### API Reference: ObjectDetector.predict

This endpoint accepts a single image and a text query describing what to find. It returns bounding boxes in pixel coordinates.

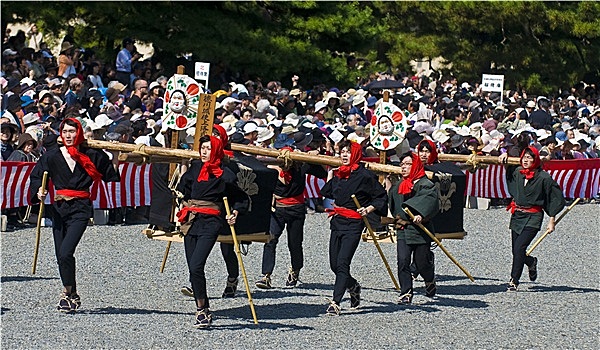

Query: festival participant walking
[388,152,440,304]
[255,132,327,289]
[320,140,387,315]
[175,135,249,327]
[499,147,565,291]
[30,118,120,312]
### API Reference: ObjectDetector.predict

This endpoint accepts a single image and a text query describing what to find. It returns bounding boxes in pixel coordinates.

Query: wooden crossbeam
[142,228,271,244]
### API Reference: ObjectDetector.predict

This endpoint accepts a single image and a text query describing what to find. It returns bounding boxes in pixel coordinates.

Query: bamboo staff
[223,197,258,325]
[88,139,521,174]
[32,171,48,274]
[403,207,475,282]
[352,195,400,290]
[526,198,580,256]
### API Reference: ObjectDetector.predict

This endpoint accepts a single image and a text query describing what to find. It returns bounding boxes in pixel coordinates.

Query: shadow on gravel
[82,307,189,315]
[207,320,314,331]
[250,286,326,300]
[222,302,325,320]
[1,276,59,283]
[437,283,507,296]
[1,307,10,315]
[435,274,503,283]
[527,285,600,293]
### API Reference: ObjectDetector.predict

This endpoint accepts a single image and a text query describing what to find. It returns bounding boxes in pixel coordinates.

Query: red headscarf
[519,146,541,180]
[398,152,426,194]
[60,118,102,181]
[197,136,224,182]
[418,139,438,165]
[335,142,362,179]
[212,124,233,158]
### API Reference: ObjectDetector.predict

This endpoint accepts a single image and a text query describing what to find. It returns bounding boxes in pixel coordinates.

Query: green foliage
[2,1,598,93]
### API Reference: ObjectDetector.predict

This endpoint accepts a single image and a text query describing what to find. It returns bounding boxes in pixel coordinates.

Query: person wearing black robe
[175,135,249,328]
[499,146,565,291]
[389,152,440,304]
[320,140,387,315]
[30,118,120,312]
[255,143,327,289]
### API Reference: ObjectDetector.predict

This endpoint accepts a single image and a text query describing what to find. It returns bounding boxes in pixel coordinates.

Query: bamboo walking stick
[526,198,580,256]
[351,195,400,290]
[223,197,258,325]
[403,207,475,282]
[32,171,48,274]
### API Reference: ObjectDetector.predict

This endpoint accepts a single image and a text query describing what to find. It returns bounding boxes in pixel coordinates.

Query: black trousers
[184,216,238,308]
[397,239,434,296]
[51,211,88,292]
[261,204,305,274]
[329,230,361,304]
[511,226,538,284]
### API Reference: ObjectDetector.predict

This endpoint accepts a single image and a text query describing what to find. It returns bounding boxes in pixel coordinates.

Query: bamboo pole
[86,139,521,173]
[526,198,580,256]
[32,171,48,274]
[223,197,259,325]
[438,153,520,165]
[403,207,475,282]
[351,195,400,290]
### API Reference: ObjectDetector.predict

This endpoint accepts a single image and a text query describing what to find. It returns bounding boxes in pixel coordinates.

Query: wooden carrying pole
[438,153,520,165]
[403,207,475,282]
[90,140,521,174]
[223,197,259,325]
[32,171,48,274]
[352,195,400,290]
[526,198,580,256]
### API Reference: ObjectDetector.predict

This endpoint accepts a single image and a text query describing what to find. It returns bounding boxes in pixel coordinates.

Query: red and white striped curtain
[466,159,600,199]
[1,162,152,209]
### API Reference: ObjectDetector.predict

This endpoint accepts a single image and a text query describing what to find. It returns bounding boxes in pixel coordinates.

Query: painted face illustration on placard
[378,115,394,135]
[169,90,186,113]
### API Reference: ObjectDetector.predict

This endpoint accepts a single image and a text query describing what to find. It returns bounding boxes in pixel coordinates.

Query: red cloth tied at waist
[55,189,91,201]
[176,207,221,223]
[506,201,543,215]
[275,193,305,206]
[325,206,362,219]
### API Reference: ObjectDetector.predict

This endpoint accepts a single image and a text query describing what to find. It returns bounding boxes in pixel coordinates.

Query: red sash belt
[176,207,221,223]
[275,193,305,206]
[325,206,362,219]
[506,201,543,214]
[55,189,91,200]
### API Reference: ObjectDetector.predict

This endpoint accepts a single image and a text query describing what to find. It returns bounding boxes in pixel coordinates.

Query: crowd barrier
[2,159,599,210]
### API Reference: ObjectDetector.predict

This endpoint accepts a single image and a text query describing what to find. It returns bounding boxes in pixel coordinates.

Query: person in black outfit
[30,118,120,313]
[255,140,327,289]
[528,97,552,130]
[175,135,249,328]
[320,140,388,315]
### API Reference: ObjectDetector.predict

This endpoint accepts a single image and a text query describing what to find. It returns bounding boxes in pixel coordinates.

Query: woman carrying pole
[320,140,388,315]
[388,151,440,304]
[499,147,565,291]
[30,117,120,312]
[175,134,249,327]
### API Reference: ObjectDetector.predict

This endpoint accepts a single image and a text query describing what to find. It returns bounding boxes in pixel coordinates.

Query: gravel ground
[1,204,599,349]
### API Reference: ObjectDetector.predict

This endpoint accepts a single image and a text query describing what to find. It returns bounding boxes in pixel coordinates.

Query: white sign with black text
[195,62,210,90]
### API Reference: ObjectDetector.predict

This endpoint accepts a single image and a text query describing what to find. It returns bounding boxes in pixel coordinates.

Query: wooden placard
[193,93,216,151]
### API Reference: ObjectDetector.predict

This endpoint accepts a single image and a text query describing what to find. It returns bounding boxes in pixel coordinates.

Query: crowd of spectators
[2,29,600,228]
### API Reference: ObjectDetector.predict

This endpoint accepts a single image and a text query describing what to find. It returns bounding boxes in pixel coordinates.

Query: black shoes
[425,281,437,298]
[507,279,518,292]
[255,274,272,289]
[181,286,194,297]
[528,257,538,282]
[326,301,341,316]
[285,268,300,287]
[398,292,413,305]
[57,292,78,313]
[194,308,213,328]
[348,283,361,308]
[222,278,238,298]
